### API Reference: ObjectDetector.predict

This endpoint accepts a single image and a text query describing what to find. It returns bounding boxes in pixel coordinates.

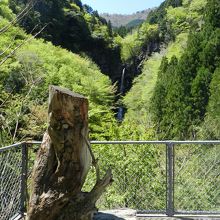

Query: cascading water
[117,68,126,121]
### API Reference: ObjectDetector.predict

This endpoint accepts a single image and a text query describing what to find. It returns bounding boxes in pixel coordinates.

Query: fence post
[166,142,174,217]
[20,143,28,214]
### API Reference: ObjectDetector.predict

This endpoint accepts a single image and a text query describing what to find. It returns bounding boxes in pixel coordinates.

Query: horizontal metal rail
[138,210,220,216]
[0,142,26,152]
[137,210,166,214]
[91,140,220,145]
[2,140,220,148]
[1,140,220,153]
[175,210,220,215]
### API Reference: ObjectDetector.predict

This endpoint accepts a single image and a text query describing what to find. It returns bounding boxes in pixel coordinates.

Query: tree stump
[27,86,113,220]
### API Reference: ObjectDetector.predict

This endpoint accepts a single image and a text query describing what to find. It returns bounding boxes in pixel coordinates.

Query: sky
[81,0,165,14]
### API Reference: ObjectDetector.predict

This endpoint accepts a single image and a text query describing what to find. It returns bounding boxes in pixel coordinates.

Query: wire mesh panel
[0,146,23,220]
[174,143,220,214]
[84,143,167,213]
[26,143,39,204]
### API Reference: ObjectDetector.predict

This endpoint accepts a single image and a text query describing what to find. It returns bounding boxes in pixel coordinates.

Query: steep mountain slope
[150,0,220,139]
[101,9,152,27]
[8,0,123,83]
[0,3,117,145]
[113,0,191,94]
[123,33,188,124]
[121,0,216,140]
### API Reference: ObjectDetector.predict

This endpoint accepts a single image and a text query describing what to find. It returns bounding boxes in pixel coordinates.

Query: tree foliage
[120,23,159,62]
[8,0,122,79]
[150,0,220,139]
[0,13,117,145]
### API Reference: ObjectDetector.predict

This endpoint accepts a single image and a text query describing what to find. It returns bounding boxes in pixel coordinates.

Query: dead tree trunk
[27,86,112,220]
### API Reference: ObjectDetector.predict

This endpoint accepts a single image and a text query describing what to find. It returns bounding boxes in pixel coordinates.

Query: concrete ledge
[94,210,220,220]
[94,209,136,220]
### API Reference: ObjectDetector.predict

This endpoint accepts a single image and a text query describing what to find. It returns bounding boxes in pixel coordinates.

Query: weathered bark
[27,86,113,220]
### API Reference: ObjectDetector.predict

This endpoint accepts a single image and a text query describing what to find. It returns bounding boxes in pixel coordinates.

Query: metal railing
[1,140,220,219]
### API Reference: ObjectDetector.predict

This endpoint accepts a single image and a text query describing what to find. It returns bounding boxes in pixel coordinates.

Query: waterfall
[120,68,126,95]
[117,68,126,121]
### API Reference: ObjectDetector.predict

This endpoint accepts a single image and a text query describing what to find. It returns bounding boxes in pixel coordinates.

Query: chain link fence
[84,142,167,212]
[84,141,220,216]
[0,142,38,220]
[174,143,220,214]
[0,144,25,220]
[1,141,220,219]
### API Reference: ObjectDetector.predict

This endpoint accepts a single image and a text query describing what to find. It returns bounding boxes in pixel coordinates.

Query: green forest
[1,0,220,214]
[2,0,220,144]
